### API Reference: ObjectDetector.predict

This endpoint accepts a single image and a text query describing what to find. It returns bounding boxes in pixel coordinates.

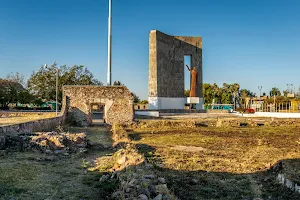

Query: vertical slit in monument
[184,55,192,109]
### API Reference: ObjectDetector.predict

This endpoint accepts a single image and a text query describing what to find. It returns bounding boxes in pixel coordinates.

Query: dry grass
[130,125,300,199]
[134,127,300,173]
[0,113,56,126]
[0,127,117,200]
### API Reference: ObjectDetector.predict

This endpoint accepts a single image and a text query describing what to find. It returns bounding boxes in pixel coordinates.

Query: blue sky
[1,0,300,100]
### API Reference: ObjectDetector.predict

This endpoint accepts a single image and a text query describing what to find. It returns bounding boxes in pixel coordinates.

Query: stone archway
[62,86,134,126]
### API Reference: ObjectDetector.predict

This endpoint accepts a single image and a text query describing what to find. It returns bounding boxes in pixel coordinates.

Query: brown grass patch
[130,125,300,199]
[0,113,56,126]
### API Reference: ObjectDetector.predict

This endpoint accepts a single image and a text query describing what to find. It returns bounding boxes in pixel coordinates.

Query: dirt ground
[130,125,300,200]
[1,122,300,200]
[0,127,116,200]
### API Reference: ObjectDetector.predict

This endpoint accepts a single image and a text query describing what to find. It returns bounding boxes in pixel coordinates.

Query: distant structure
[148,30,203,110]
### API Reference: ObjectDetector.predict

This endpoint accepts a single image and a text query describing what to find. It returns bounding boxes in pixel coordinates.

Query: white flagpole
[107,0,112,86]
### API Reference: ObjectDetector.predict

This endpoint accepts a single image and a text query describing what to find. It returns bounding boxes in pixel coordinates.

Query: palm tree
[269,87,281,97]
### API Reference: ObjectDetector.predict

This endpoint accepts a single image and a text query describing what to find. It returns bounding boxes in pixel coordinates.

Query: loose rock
[117,155,127,165]
[112,191,122,198]
[155,184,169,195]
[0,136,6,149]
[153,194,163,200]
[138,194,148,200]
[99,174,110,182]
[128,178,137,187]
[78,148,87,153]
[162,194,171,200]
[54,150,63,154]
[144,174,155,179]
[191,179,199,185]
[158,177,166,184]
[148,184,157,197]
[140,188,150,197]
[125,187,132,193]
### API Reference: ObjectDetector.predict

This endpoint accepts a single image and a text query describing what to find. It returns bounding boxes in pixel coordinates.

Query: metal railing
[251,102,300,113]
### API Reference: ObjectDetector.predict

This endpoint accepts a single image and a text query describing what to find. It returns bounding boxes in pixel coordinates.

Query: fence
[252,102,300,113]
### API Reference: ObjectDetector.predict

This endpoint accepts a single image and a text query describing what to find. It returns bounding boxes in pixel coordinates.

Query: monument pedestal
[148,97,203,110]
[187,97,203,110]
[187,97,200,104]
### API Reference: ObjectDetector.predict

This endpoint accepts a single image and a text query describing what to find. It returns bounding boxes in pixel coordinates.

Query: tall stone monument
[148,30,203,110]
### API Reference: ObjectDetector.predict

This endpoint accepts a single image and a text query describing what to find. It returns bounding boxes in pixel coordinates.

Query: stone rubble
[99,124,178,200]
[108,165,177,200]
[3,131,88,154]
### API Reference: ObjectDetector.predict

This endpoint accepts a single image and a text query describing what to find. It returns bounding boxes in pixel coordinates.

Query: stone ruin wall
[63,86,134,126]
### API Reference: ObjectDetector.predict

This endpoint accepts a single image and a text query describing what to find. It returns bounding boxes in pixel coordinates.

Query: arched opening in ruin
[90,103,105,125]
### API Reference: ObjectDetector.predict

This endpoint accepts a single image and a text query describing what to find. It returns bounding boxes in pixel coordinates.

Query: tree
[0,78,32,107]
[221,92,232,104]
[33,98,44,106]
[113,81,123,86]
[6,72,25,86]
[283,90,288,97]
[27,63,103,102]
[202,82,256,107]
[202,83,217,104]
[184,89,190,97]
[131,93,140,103]
[18,90,34,104]
[238,89,255,108]
[269,87,281,97]
[140,100,148,104]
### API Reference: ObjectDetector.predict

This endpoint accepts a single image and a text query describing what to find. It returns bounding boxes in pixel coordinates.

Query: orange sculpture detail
[186,65,198,97]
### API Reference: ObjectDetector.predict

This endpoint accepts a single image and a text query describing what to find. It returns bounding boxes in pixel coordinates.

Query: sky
[1,0,300,100]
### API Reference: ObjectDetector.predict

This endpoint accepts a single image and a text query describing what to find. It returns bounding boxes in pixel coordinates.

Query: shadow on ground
[1,125,300,200]
[129,131,300,200]
[0,126,119,200]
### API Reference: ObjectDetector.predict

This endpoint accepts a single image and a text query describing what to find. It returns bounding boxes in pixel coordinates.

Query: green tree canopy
[202,83,255,107]
[131,93,140,103]
[27,63,102,102]
[140,100,148,104]
[269,87,281,97]
[6,72,26,86]
[238,89,256,108]
[184,89,190,97]
[0,78,33,107]
[113,81,123,86]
